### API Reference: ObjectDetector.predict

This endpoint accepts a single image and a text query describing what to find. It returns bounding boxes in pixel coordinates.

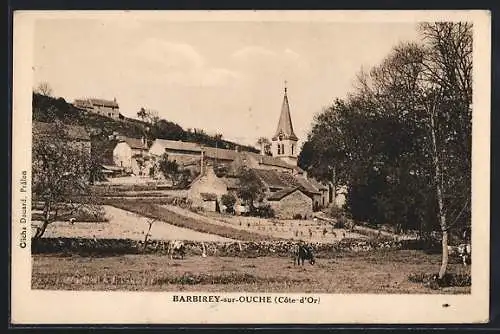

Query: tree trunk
[430,109,449,280]
[332,166,337,206]
[34,201,52,239]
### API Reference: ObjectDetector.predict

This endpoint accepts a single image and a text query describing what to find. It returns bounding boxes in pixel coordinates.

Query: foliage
[298,23,472,279]
[32,121,102,238]
[256,137,272,156]
[221,193,237,214]
[158,154,181,185]
[250,204,275,218]
[32,93,259,157]
[236,167,265,210]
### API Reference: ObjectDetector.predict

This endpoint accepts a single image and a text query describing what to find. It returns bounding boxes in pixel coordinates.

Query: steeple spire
[272,81,298,141]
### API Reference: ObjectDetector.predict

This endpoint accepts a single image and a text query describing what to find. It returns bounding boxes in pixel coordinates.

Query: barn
[267,187,313,219]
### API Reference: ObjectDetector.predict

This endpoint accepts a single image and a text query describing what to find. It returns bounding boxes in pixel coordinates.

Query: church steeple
[271,81,298,166]
[272,81,298,141]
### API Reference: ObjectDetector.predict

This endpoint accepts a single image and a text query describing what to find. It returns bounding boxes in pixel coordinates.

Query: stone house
[188,166,228,211]
[251,168,324,211]
[112,137,149,176]
[267,187,313,219]
[149,139,202,166]
[74,98,120,119]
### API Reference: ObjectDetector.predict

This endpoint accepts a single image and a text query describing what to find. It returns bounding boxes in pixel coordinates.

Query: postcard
[11,10,490,324]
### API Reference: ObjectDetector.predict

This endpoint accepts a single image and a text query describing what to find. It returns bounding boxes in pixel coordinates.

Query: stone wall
[32,237,425,257]
[269,190,313,219]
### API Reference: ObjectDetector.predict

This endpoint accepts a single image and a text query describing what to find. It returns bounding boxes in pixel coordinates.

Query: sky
[33,18,421,147]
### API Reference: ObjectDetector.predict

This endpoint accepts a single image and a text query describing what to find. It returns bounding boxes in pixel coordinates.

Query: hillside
[32,93,259,163]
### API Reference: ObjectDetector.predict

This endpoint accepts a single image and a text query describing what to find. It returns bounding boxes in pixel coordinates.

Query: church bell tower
[271,81,298,166]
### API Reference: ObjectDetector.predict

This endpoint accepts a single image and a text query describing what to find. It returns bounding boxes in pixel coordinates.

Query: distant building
[188,166,228,212]
[112,137,149,176]
[149,139,202,167]
[267,187,313,219]
[250,168,324,211]
[32,121,91,154]
[74,98,120,119]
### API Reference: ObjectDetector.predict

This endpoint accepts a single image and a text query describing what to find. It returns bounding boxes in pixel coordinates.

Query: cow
[457,243,471,266]
[168,240,186,260]
[294,243,316,266]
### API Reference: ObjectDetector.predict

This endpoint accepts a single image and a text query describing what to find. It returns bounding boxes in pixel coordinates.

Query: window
[277,144,281,155]
[291,144,294,155]
[281,144,285,154]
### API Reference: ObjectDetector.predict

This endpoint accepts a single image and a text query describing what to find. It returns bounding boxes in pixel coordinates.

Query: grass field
[106,200,274,241]
[38,206,233,242]
[32,250,470,294]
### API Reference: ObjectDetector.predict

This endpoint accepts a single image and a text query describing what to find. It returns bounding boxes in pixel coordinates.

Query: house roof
[267,187,304,201]
[246,152,298,170]
[279,173,321,194]
[33,121,90,141]
[252,169,289,189]
[120,137,148,150]
[89,98,119,108]
[308,178,328,190]
[200,192,218,201]
[251,168,321,195]
[202,147,239,161]
[152,139,202,153]
[73,99,93,109]
[101,164,124,171]
[272,89,298,141]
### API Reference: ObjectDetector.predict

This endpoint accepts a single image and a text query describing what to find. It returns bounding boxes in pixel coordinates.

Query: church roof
[272,88,298,141]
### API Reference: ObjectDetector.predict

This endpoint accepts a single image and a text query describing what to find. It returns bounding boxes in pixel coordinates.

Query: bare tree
[143,218,156,251]
[35,82,53,97]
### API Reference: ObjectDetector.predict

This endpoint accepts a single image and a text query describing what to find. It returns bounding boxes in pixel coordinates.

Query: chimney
[114,97,117,103]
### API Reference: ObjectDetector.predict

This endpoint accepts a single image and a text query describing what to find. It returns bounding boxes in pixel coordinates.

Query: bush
[250,204,275,218]
[293,213,303,220]
[328,206,343,219]
[408,272,471,289]
[221,194,236,214]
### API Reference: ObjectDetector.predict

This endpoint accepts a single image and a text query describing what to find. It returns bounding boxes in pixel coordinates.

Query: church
[188,83,333,218]
[271,83,300,166]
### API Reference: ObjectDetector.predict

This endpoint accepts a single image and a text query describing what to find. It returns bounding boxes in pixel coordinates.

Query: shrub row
[32,237,428,257]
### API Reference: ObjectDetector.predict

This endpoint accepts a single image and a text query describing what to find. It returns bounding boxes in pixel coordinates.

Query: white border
[11,10,491,324]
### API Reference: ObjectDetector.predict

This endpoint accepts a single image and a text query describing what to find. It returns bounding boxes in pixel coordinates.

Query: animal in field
[168,240,186,260]
[294,244,316,266]
[457,243,471,266]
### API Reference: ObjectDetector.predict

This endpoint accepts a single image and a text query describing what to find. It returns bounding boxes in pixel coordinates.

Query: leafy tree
[157,154,191,188]
[32,121,101,239]
[256,137,272,156]
[220,193,237,214]
[137,107,147,122]
[236,167,265,211]
[150,119,185,140]
[300,23,471,279]
[137,107,160,125]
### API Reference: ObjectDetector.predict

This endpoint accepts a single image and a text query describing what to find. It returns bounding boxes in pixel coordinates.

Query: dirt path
[40,206,234,242]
